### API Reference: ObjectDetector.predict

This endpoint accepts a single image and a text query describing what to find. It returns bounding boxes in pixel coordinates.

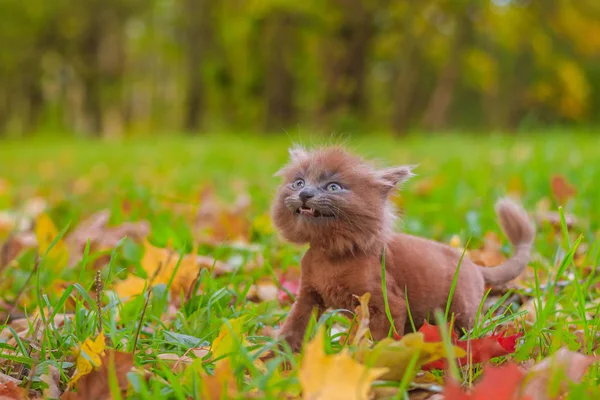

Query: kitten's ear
[274,146,308,177]
[288,146,308,162]
[376,165,416,192]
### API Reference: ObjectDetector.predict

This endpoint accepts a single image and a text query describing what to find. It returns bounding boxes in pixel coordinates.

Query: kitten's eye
[291,179,305,189]
[326,182,343,192]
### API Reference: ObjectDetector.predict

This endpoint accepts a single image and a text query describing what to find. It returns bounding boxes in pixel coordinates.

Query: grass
[1,132,600,398]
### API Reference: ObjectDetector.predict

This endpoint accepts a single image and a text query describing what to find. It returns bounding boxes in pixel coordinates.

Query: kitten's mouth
[296,206,330,218]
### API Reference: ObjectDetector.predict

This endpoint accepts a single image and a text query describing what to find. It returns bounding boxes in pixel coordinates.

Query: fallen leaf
[62,350,134,400]
[300,326,388,400]
[444,363,525,400]
[35,213,69,272]
[277,267,300,304]
[359,332,465,381]
[65,210,150,267]
[68,331,106,388]
[40,365,61,399]
[247,278,279,302]
[199,359,238,399]
[521,348,599,400]
[469,232,506,267]
[535,211,577,230]
[113,240,229,300]
[0,374,21,386]
[0,381,28,400]
[417,322,522,369]
[211,317,249,360]
[550,175,576,205]
[344,292,371,346]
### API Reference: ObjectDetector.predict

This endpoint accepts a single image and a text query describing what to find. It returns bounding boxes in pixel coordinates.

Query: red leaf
[277,278,299,304]
[409,322,522,370]
[444,363,526,400]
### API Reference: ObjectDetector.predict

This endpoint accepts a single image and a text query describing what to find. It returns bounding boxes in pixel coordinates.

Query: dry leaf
[358,332,465,381]
[40,366,61,399]
[0,374,21,386]
[113,240,229,300]
[550,175,576,205]
[0,381,28,400]
[65,210,150,267]
[470,232,506,267]
[68,331,106,388]
[62,350,134,400]
[521,348,599,400]
[35,213,69,272]
[211,317,249,360]
[345,292,371,346]
[444,363,525,400]
[299,326,388,400]
[198,359,238,399]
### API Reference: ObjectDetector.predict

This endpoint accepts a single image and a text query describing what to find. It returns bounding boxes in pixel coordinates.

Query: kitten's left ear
[376,165,416,192]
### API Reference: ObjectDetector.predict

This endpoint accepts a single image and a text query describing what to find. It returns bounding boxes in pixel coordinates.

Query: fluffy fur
[272,146,536,351]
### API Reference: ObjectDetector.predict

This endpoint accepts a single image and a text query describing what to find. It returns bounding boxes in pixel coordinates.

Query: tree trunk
[320,0,373,123]
[264,11,297,132]
[421,12,474,131]
[182,0,210,133]
[391,40,421,135]
[80,8,104,136]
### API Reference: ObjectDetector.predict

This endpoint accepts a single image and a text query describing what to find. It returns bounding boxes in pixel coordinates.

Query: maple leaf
[62,350,134,400]
[35,213,69,272]
[415,322,522,370]
[358,332,465,381]
[444,363,526,400]
[299,326,388,400]
[67,331,106,389]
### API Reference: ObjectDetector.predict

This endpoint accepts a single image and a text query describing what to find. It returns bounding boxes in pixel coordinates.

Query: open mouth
[296,206,321,217]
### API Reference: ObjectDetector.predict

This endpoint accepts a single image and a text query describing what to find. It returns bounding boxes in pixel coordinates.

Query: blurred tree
[0,0,598,136]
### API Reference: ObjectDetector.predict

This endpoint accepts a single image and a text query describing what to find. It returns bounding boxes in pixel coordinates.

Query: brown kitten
[271,146,535,351]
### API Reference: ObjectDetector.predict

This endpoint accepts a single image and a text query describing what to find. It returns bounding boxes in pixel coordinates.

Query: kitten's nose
[299,188,316,202]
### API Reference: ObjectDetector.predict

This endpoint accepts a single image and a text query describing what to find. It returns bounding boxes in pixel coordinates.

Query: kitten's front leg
[278,284,324,352]
[369,294,407,340]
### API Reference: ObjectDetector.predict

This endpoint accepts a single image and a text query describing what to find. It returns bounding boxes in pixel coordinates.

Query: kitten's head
[271,146,414,257]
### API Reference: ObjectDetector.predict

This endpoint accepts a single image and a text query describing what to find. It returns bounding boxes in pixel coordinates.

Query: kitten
[272,146,535,351]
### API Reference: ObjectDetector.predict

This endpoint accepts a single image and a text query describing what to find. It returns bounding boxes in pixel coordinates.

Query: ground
[0,132,599,399]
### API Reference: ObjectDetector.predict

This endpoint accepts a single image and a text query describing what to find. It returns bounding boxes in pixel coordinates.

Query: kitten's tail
[479,198,536,286]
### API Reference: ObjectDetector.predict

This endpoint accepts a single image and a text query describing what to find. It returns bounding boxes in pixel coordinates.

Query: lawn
[0,132,599,399]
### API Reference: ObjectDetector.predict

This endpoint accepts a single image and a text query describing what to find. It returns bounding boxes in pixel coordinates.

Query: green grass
[1,132,600,398]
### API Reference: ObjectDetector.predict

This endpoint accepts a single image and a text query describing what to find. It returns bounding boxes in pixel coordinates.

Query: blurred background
[1,0,599,137]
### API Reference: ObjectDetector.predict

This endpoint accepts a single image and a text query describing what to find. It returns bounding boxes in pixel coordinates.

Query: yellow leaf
[356,332,465,381]
[344,292,371,346]
[211,317,249,360]
[68,331,106,389]
[35,213,69,271]
[252,212,275,236]
[114,240,212,300]
[299,326,387,400]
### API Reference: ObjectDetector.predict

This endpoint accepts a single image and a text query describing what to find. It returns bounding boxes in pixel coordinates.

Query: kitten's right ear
[375,165,417,193]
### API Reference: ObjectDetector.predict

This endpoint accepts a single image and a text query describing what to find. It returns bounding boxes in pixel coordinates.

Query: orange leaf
[550,175,576,205]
